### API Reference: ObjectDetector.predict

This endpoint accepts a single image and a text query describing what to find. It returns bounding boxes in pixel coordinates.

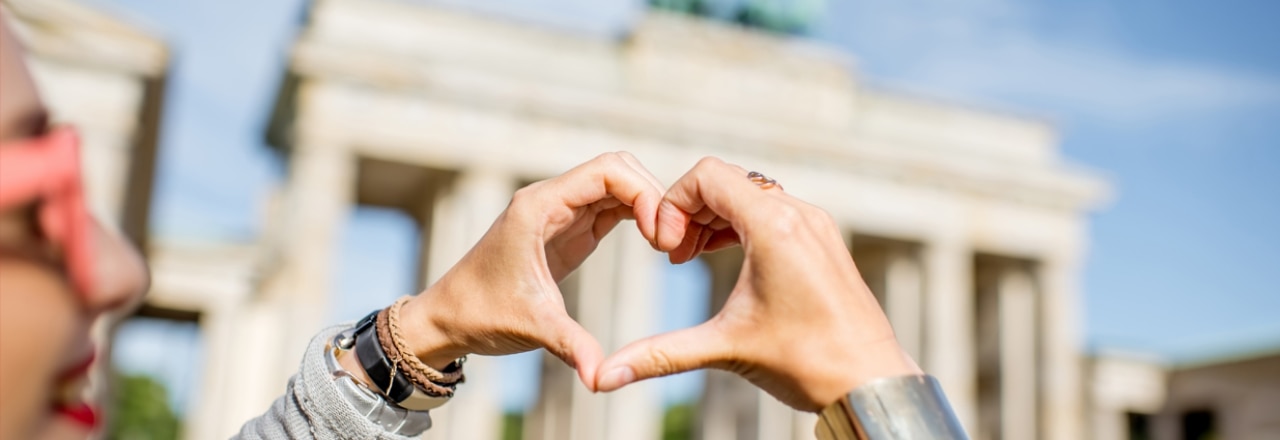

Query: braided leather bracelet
[375,298,465,397]
[388,296,465,384]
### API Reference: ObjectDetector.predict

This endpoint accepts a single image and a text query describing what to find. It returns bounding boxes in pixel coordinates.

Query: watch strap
[349,311,453,411]
[354,319,417,403]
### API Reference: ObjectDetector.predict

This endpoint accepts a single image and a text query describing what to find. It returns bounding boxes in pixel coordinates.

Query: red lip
[52,347,99,429]
[53,402,99,429]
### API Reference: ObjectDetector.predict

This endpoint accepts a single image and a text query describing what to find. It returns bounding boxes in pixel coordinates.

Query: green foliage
[501,412,525,440]
[650,0,713,16]
[734,0,825,35]
[648,0,826,35]
[108,373,181,440]
[662,403,696,440]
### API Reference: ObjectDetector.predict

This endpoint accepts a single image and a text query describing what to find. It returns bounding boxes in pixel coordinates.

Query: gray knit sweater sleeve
[234,325,430,440]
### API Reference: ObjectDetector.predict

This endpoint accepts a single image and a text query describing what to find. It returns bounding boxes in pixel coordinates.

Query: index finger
[656,157,777,252]
[539,152,664,242]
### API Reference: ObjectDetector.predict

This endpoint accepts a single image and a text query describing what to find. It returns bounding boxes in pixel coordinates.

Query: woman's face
[0,18,150,440]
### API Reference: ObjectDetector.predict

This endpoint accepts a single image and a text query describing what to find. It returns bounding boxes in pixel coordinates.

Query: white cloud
[901,39,1280,124]
[819,0,1280,124]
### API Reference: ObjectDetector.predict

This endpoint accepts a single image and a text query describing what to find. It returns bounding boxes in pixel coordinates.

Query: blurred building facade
[249,1,1108,439]
[1088,350,1280,440]
[8,0,1140,439]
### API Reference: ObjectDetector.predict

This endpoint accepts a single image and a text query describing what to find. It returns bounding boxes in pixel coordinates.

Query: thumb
[540,314,606,391]
[595,322,733,392]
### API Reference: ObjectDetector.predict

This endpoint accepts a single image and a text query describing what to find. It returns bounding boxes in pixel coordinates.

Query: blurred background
[4,0,1278,439]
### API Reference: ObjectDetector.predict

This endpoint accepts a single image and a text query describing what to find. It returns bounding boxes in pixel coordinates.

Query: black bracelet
[352,310,417,404]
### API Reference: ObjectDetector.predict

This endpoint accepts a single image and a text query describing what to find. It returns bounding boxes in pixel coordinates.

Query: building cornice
[268,0,1110,212]
[5,0,168,76]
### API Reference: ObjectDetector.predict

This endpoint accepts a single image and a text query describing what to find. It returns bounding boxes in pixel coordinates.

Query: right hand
[594,157,922,411]
[394,152,665,388]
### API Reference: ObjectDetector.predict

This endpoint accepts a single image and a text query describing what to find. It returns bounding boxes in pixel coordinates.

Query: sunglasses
[0,126,95,299]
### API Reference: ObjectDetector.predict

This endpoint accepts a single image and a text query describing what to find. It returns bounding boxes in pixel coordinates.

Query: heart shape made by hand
[400,154,917,412]
[591,157,919,412]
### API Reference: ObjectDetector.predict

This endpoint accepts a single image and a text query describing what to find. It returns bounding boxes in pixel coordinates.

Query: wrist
[844,337,921,386]
[400,282,468,370]
[818,336,922,408]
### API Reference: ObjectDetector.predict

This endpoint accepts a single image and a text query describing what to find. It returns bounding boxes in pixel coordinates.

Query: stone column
[524,348,578,440]
[852,240,924,367]
[758,394,820,440]
[923,238,976,434]
[567,230,661,440]
[698,249,758,440]
[792,412,819,440]
[196,301,284,439]
[757,395,796,440]
[569,235,619,440]
[198,140,354,435]
[998,266,1038,440]
[884,247,925,364]
[269,142,356,390]
[524,272,580,440]
[1039,256,1084,440]
[420,168,513,440]
[604,232,661,440]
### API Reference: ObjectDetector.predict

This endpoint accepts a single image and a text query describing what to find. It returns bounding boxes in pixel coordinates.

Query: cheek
[0,260,85,439]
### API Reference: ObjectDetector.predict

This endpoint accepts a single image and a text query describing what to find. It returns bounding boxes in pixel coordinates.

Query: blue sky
[811,0,1280,360]
[98,0,1279,412]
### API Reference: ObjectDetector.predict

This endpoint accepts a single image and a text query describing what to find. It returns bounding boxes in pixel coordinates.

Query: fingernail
[598,366,635,391]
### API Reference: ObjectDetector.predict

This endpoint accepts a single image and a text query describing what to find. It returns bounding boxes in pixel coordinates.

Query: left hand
[395,152,664,388]
[593,157,920,411]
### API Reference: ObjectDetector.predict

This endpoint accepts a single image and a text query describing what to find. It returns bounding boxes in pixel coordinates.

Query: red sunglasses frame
[0,126,95,299]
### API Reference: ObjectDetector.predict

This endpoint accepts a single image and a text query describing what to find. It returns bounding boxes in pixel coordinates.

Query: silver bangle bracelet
[325,330,434,436]
[816,375,969,440]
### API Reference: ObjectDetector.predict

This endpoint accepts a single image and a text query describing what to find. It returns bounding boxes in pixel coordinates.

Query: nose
[82,217,148,315]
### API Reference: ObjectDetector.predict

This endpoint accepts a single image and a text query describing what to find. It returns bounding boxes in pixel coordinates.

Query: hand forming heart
[397,154,919,412]
[592,157,921,411]
[397,151,663,387]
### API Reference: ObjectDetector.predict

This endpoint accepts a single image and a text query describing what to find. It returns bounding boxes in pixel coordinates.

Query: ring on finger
[747,171,781,190]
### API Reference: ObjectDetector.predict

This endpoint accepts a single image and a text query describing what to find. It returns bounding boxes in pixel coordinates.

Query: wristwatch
[341,310,453,411]
[815,375,969,440]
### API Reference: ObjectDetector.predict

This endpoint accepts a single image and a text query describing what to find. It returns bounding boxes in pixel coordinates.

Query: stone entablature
[277,0,1105,214]
[6,0,166,76]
